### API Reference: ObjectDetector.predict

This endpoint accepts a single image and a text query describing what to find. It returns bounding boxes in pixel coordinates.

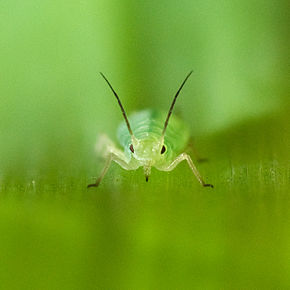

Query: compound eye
[161,145,166,154]
[129,144,134,153]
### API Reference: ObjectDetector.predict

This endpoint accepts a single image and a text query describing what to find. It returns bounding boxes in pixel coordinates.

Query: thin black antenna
[100,72,134,137]
[161,70,193,139]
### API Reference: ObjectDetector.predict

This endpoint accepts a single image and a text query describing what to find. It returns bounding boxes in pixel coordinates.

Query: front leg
[87,151,132,188]
[88,135,139,188]
[162,153,213,188]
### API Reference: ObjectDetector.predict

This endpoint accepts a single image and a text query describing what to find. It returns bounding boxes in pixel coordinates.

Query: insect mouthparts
[145,176,149,182]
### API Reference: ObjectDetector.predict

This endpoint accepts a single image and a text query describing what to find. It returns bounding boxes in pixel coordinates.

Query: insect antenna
[100,72,135,138]
[161,70,193,140]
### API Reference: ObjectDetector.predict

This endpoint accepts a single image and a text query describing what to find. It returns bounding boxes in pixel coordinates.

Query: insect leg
[88,153,113,188]
[88,149,137,188]
[163,153,213,188]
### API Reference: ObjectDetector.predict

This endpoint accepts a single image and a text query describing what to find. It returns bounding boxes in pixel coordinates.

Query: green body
[117,109,190,167]
[87,72,213,187]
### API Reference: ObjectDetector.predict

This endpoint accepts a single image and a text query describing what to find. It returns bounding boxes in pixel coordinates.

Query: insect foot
[203,183,214,188]
[87,177,101,188]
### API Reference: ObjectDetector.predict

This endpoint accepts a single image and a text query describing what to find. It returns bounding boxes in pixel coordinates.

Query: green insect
[88,71,213,188]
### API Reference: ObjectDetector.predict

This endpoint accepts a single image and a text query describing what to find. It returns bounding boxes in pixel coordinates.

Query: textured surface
[0,111,289,289]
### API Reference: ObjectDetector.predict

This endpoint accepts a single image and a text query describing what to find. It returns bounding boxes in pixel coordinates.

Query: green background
[0,0,289,289]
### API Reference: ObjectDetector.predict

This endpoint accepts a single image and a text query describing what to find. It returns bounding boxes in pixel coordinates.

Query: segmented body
[87,72,213,188]
[117,109,190,164]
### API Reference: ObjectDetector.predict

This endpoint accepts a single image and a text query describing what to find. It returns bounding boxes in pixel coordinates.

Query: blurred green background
[0,0,289,289]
